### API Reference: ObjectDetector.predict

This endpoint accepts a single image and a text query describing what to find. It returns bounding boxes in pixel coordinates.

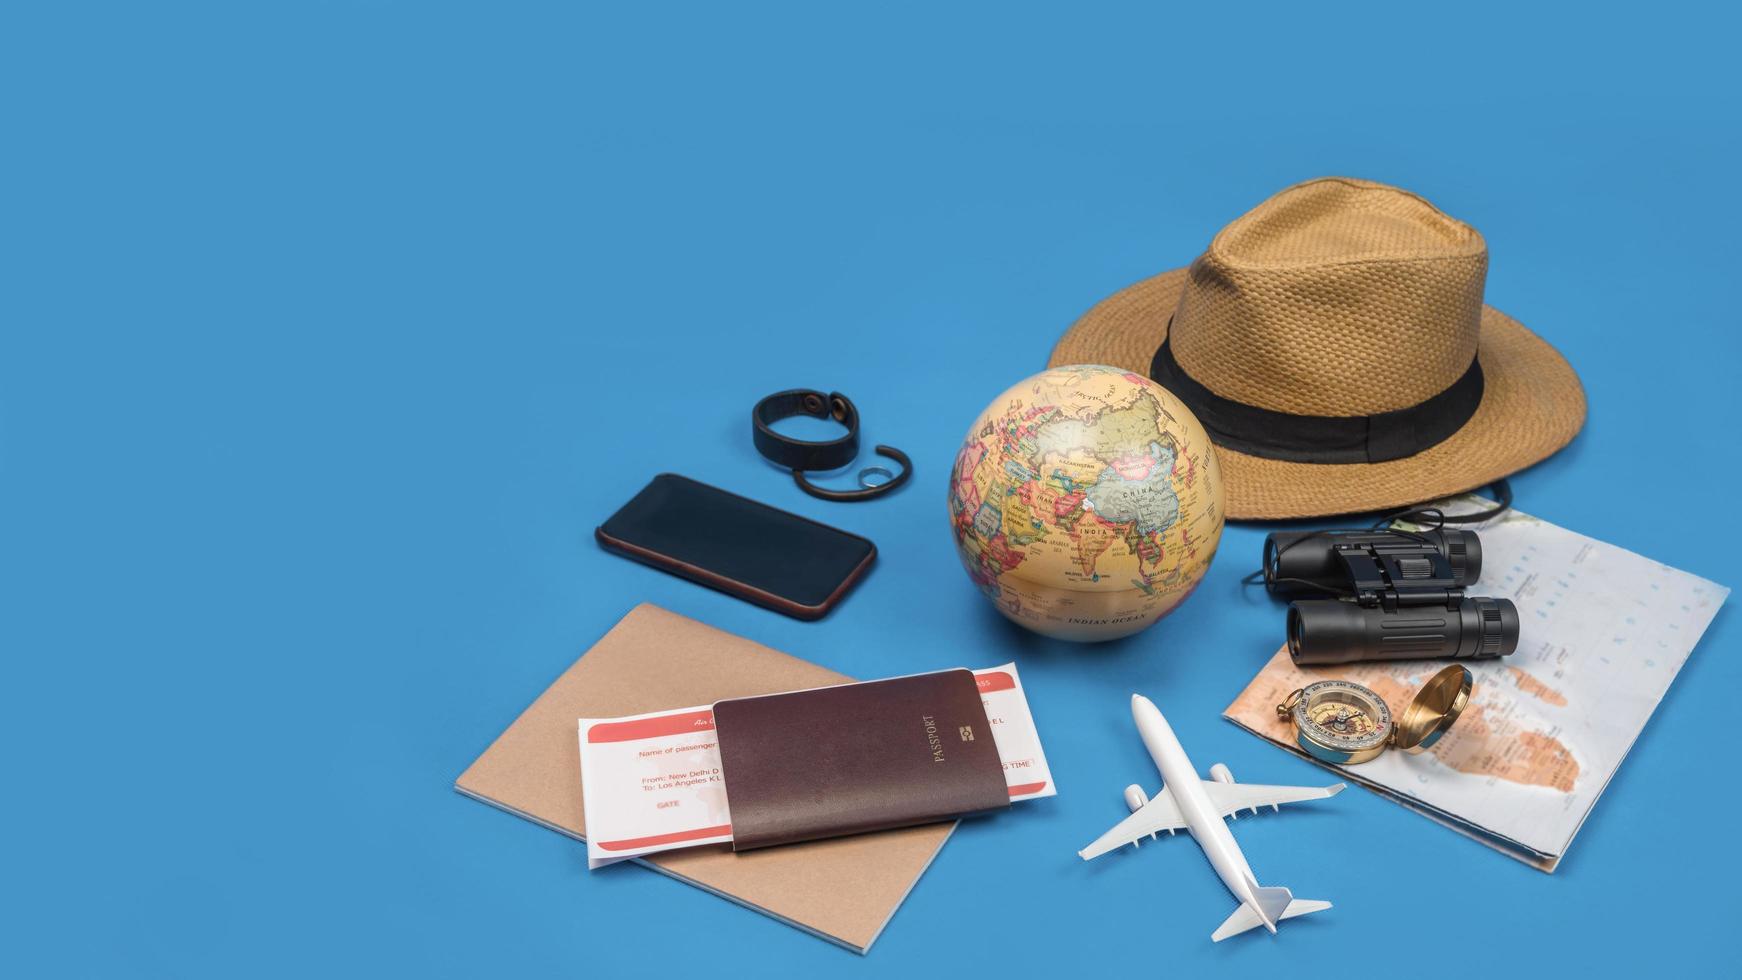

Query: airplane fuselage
[1081,695,1339,940]
[1133,695,1261,911]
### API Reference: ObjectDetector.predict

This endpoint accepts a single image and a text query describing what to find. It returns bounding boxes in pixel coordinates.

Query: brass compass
[1276,664,1473,765]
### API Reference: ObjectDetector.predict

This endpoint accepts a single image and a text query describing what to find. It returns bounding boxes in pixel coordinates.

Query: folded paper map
[1224,496,1727,871]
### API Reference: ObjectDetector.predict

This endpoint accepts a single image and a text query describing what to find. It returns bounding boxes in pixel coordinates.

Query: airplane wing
[1077,789,1187,860]
[1200,780,1344,819]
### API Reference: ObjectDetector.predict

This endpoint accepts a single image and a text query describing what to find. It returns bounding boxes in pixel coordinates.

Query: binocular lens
[1287,595,1520,666]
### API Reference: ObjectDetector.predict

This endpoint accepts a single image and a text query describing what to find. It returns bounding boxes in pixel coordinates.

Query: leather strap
[752,389,910,501]
[752,389,860,472]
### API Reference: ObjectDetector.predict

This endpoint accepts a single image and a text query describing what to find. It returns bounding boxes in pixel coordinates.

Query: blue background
[6,2,1737,975]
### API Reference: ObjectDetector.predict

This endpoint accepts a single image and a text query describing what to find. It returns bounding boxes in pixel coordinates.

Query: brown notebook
[453,603,957,953]
[715,670,1010,850]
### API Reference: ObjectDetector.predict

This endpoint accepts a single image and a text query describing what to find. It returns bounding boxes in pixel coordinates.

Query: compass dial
[1288,679,1392,764]
[1307,701,1377,738]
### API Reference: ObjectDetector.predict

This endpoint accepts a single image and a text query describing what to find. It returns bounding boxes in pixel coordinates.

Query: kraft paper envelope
[454,603,956,953]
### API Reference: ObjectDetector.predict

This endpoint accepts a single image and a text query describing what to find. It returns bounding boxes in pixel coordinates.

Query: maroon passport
[713,669,1010,851]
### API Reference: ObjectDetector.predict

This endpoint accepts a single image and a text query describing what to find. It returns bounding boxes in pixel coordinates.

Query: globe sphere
[948,365,1224,641]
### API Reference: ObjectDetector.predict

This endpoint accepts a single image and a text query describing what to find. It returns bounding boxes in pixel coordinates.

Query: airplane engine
[1209,763,1235,784]
[1122,784,1149,813]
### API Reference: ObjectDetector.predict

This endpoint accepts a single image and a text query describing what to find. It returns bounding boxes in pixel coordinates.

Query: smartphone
[596,474,877,620]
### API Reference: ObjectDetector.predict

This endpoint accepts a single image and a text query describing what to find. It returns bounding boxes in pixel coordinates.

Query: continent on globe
[948,365,1225,641]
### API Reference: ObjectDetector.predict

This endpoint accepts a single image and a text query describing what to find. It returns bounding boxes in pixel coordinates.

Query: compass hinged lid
[1392,664,1473,752]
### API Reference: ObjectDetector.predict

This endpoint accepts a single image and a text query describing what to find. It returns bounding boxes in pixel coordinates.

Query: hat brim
[1049,267,1587,520]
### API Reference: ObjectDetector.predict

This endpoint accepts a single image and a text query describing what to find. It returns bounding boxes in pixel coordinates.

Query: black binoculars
[1262,528,1520,666]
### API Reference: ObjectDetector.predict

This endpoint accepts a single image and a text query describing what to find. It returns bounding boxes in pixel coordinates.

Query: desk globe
[948,365,1224,641]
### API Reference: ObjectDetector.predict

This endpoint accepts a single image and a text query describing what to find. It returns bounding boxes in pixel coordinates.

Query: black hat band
[1149,333,1484,465]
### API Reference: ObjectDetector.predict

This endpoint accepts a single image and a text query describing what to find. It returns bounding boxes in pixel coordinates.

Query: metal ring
[858,466,895,489]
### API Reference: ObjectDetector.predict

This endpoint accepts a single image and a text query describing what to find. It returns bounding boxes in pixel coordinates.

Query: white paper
[577,705,734,869]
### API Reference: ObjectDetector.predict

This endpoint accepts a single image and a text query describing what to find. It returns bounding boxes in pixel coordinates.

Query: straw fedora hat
[1050,177,1585,520]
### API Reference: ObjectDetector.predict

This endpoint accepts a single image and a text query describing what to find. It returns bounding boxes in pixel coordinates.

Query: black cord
[1384,479,1513,527]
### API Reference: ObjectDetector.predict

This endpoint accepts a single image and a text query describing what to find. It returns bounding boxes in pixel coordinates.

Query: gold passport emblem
[959,725,975,742]
[923,715,946,762]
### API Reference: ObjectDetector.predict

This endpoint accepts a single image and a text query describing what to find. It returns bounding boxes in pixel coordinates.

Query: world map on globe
[948,366,1224,641]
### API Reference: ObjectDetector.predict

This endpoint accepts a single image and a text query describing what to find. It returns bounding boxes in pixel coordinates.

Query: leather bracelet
[751,389,911,502]
[753,389,860,472]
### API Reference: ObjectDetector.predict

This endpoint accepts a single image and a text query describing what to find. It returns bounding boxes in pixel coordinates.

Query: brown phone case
[712,669,1010,850]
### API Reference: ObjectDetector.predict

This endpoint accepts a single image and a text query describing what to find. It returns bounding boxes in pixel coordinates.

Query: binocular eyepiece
[1263,528,1520,666]
[1264,528,1484,596]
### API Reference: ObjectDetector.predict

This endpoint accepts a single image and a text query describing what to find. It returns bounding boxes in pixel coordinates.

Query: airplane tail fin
[1250,885,1293,929]
[1282,898,1332,919]
[1210,883,1331,942]
[1211,903,1264,942]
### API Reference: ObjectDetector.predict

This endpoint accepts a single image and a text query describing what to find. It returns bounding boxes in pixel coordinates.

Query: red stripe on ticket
[596,823,734,852]
[975,670,1016,693]
[1007,781,1047,797]
[587,710,716,743]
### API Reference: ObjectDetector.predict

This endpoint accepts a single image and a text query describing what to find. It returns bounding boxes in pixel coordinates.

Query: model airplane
[1078,694,1346,942]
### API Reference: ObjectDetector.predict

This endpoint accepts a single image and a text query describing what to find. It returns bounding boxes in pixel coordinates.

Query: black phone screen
[596,474,876,617]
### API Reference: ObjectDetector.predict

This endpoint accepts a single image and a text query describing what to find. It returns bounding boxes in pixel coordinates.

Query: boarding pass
[577,663,1054,868]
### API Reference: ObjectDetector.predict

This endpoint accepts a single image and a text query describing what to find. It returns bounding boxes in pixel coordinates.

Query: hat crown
[1170,177,1488,416]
